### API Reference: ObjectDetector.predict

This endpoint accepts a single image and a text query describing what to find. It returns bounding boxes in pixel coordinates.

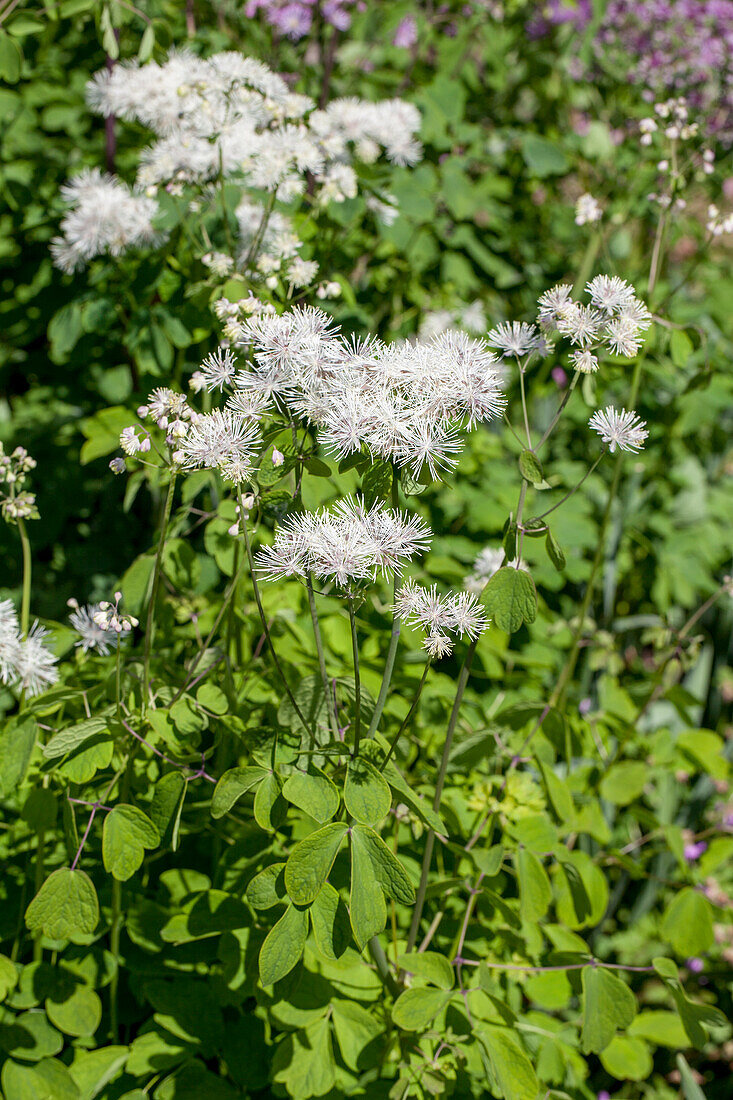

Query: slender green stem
[239,502,316,741]
[534,451,605,521]
[307,573,339,740]
[537,371,579,451]
[109,755,132,1041]
[518,366,532,449]
[348,599,361,757]
[367,935,399,997]
[142,474,177,714]
[572,229,602,299]
[367,468,402,738]
[115,644,122,721]
[16,517,32,636]
[406,637,478,953]
[380,659,432,771]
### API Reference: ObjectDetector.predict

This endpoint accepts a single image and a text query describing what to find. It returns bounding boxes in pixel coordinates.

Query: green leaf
[397,952,454,990]
[138,22,155,62]
[161,538,200,590]
[599,761,648,805]
[43,715,109,760]
[0,31,22,83]
[344,757,391,826]
[0,954,18,1001]
[349,829,386,948]
[254,771,287,831]
[246,863,287,910]
[331,1000,382,1071]
[629,1010,688,1048]
[477,1025,540,1100]
[362,461,393,509]
[150,770,187,850]
[537,759,574,823]
[211,766,266,818]
[581,966,636,1053]
[661,888,714,957]
[520,134,569,177]
[482,566,537,633]
[67,1046,128,1100]
[676,1054,708,1100]
[195,683,228,715]
[284,822,348,905]
[600,1035,653,1081]
[119,553,155,617]
[25,868,99,941]
[309,883,351,961]
[517,848,552,922]
[518,450,544,486]
[272,1014,336,1097]
[282,768,340,824]
[46,987,102,1037]
[102,805,160,881]
[670,329,693,368]
[352,824,415,904]
[392,987,452,1031]
[379,754,447,834]
[0,714,37,797]
[259,903,308,986]
[545,529,566,572]
[0,1011,63,1063]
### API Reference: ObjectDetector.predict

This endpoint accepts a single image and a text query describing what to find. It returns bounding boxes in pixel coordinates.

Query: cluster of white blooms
[394,579,488,658]
[220,305,505,480]
[236,199,318,288]
[588,406,648,453]
[173,409,262,484]
[51,169,161,273]
[67,599,121,655]
[639,98,699,147]
[575,193,603,226]
[0,443,38,524]
[489,274,651,371]
[92,592,139,635]
[0,600,59,697]
[464,547,525,595]
[256,498,431,587]
[113,387,201,472]
[55,51,420,274]
[418,301,487,340]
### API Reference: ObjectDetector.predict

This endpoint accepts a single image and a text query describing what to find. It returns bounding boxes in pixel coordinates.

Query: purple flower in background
[684,840,708,862]
[552,366,568,388]
[686,957,705,973]
[393,14,418,49]
[598,1092,611,1100]
[530,0,733,142]
[528,0,593,39]
[246,0,357,40]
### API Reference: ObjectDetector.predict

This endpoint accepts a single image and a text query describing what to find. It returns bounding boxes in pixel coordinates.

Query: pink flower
[393,14,418,48]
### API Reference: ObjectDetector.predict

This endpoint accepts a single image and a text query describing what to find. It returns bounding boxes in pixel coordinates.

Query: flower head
[589,406,648,453]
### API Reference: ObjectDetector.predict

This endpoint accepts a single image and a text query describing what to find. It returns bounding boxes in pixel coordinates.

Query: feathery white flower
[586,275,636,314]
[604,316,644,358]
[575,193,602,226]
[256,499,431,588]
[395,579,487,656]
[589,406,648,453]
[487,321,540,359]
[537,284,573,325]
[15,623,59,697]
[68,600,120,655]
[556,304,603,348]
[0,600,21,684]
[176,409,261,483]
[200,347,238,392]
[570,349,599,374]
[51,169,161,272]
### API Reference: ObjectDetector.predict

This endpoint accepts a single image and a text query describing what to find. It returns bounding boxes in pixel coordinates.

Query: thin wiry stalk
[142,473,177,714]
[367,468,402,738]
[406,637,478,952]
[348,599,361,757]
[307,573,339,740]
[239,499,316,743]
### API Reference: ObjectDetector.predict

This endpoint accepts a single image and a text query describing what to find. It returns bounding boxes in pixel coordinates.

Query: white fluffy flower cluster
[418,301,487,340]
[219,305,504,481]
[488,275,651,371]
[86,51,421,193]
[588,406,648,453]
[236,199,318,289]
[51,169,161,273]
[0,600,59,697]
[67,600,121,656]
[114,387,201,472]
[0,443,38,524]
[575,193,603,226]
[256,498,431,587]
[394,579,488,658]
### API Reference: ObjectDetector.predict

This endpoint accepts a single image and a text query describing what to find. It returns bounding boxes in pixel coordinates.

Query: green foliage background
[0,2,732,1099]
